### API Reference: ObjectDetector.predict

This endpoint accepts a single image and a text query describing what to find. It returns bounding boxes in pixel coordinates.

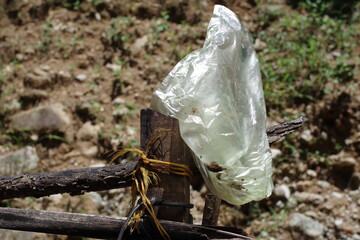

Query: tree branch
[0,117,307,201]
[0,207,253,240]
[0,162,137,200]
[267,116,307,144]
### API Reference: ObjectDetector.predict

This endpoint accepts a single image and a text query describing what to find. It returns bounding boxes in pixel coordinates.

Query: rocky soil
[0,0,359,240]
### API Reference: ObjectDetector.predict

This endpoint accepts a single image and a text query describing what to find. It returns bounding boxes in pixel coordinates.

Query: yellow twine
[109,129,192,240]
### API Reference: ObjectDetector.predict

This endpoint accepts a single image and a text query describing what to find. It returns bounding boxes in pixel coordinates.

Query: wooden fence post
[140,108,193,223]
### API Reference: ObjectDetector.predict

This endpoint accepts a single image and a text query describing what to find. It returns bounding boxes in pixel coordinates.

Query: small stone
[289,213,324,238]
[288,197,298,208]
[10,103,71,133]
[274,184,291,199]
[348,190,360,202]
[40,65,50,71]
[0,98,21,114]
[87,192,104,209]
[0,146,39,176]
[331,191,344,199]
[16,53,25,61]
[112,97,126,105]
[296,180,312,191]
[24,46,35,54]
[270,148,282,159]
[33,67,49,76]
[276,200,285,208]
[132,35,148,55]
[254,38,267,51]
[106,63,122,72]
[317,180,330,189]
[95,12,101,21]
[334,218,343,228]
[352,234,360,240]
[48,193,63,204]
[113,106,129,116]
[24,73,51,88]
[55,70,72,83]
[332,51,341,57]
[307,169,317,178]
[294,192,325,205]
[76,74,87,81]
[20,89,48,100]
[341,225,354,233]
[304,211,318,219]
[77,141,98,158]
[30,134,39,141]
[76,122,100,143]
[301,129,313,142]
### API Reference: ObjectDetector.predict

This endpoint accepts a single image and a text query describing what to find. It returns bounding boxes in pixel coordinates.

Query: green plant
[83,98,102,111]
[64,0,82,10]
[258,11,357,110]
[36,19,53,53]
[297,0,359,20]
[148,11,170,40]
[104,17,135,49]
[173,44,192,61]
[5,129,32,145]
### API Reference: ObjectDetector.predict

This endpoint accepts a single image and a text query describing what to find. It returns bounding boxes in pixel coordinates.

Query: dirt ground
[0,0,359,240]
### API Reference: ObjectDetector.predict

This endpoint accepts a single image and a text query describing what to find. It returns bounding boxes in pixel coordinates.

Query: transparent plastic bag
[151,5,273,205]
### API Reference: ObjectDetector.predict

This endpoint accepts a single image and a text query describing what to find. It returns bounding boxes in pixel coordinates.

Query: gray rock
[348,190,360,202]
[274,184,291,199]
[33,66,49,76]
[289,213,324,238]
[0,98,21,114]
[54,70,72,83]
[77,141,98,158]
[106,63,121,72]
[24,67,52,88]
[317,180,330,189]
[294,192,325,205]
[270,148,282,159]
[87,192,104,209]
[0,229,36,240]
[301,129,313,142]
[352,234,360,240]
[76,122,100,142]
[0,146,39,176]
[10,103,71,133]
[254,38,267,51]
[132,35,148,55]
[20,89,48,100]
[76,74,87,81]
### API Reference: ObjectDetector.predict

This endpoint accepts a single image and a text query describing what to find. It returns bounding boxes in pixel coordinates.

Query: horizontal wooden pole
[0,207,253,240]
[0,116,307,201]
[0,162,137,200]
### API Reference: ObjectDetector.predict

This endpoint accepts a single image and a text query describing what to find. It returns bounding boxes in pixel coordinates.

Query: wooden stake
[202,194,222,226]
[140,108,193,223]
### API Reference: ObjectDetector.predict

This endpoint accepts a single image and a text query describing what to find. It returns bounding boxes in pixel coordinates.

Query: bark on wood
[266,116,307,144]
[202,194,222,226]
[141,108,192,223]
[0,116,307,201]
[0,207,253,240]
[0,162,137,200]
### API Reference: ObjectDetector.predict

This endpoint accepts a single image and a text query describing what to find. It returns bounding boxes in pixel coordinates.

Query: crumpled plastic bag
[151,5,273,205]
